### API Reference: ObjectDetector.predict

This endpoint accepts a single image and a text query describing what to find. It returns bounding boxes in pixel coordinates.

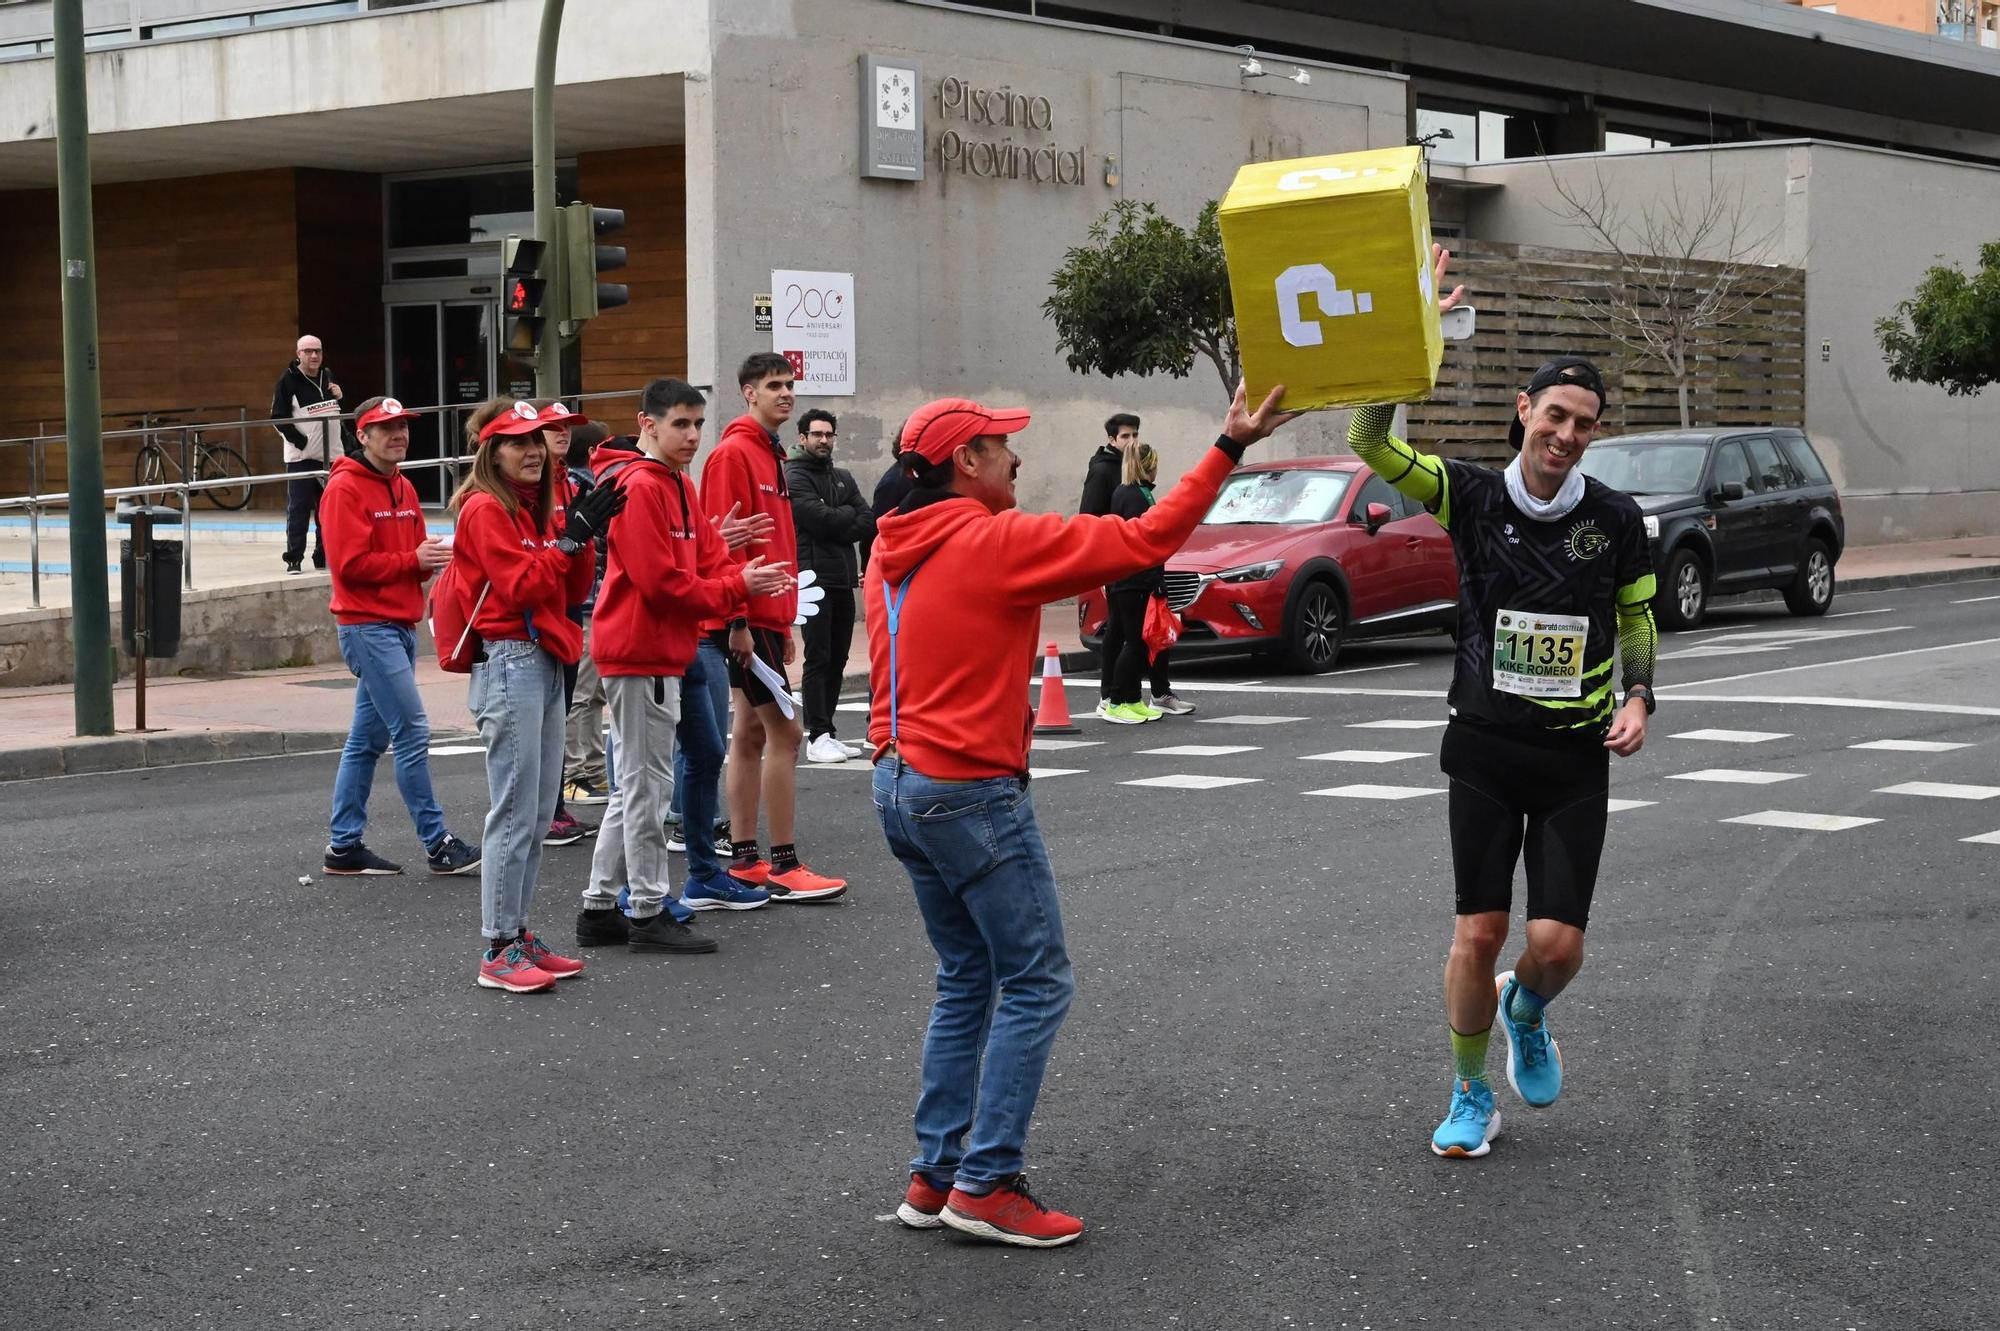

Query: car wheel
[1282,580,1344,673]
[1783,538,1835,617]
[1657,547,1709,630]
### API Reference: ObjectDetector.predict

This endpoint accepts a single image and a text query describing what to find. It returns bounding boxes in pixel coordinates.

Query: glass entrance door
[385,299,498,503]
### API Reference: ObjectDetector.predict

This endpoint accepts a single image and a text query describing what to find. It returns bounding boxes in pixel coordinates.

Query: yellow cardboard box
[1218,145,1442,412]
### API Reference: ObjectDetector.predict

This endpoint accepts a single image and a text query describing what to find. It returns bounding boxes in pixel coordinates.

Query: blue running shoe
[682,873,771,911]
[616,885,695,924]
[1496,970,1563,1108]
[1430,1079,1502,1158]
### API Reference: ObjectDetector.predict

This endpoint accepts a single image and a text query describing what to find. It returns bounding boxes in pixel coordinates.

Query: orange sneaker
[727,858,772,888]
[765,864,848,902]
[895,1173,951,1229]
[940,1175,1083,1248]
[518,930,585,979]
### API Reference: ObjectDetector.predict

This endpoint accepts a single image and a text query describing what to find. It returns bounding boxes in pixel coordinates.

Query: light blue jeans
[330,622,446,852]
[469,639,565,941]
[872,758,1076,1190]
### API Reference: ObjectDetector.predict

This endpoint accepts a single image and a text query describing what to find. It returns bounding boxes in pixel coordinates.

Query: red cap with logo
[478,399,548,443]
[355,397,419,431]
[538,401,590,430]
[899,398,1032,465]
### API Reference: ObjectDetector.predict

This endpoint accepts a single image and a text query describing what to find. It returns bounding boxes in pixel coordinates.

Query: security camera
[1240,57,1265,78]
[1290,67,1311,85]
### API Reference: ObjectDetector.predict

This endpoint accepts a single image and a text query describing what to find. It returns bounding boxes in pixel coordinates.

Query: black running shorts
[712,626,792,709]
[1440,720,1610,931]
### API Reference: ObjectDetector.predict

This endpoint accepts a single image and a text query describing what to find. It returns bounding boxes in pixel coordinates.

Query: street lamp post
[533,0,567,398]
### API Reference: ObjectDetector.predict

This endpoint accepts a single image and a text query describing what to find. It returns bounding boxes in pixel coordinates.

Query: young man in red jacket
[575,379,796,953]
[698,352,846,901]
[319,396,480,878]
[869,384,1295,1247]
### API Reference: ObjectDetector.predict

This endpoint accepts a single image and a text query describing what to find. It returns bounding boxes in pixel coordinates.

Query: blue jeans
[677,642,728,883]
[872,759,1075,1190]
[469,640,565,940]
[330,622,446,852]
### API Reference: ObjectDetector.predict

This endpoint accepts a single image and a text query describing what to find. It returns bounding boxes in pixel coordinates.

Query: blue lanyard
[882,556,931,745]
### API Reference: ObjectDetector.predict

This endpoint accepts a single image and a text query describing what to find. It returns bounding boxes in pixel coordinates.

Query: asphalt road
[6,577,1998,1329]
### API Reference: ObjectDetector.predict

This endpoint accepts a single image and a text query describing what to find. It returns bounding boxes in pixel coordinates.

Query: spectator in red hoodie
[868,383,1296,1248]
[576,378,795,956]
[698,352,846,902]
[450,398,626,994]
[318,396,479,880]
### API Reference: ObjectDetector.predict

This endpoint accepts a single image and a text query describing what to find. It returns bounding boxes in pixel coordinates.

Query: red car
[1078,456,1459,672]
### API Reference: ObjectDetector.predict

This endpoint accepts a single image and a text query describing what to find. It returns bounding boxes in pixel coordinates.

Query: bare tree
[1543,159,1792,427]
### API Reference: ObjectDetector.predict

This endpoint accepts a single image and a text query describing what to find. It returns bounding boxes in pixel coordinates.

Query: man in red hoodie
[867,383,1296,1248]
[319,396,480,878]
[699,352,847,902]
[575,380,795,955]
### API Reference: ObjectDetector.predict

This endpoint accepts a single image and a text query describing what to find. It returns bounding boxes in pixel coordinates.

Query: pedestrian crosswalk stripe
[1121,773,1263,789]
[1195,714,1308,725]
[1606,798,1656,812]
[428,745,485,756]
[1722,810,1881,832]
[1304,784,1445,800]
[1028,767,1087,780]
[1346,718,1447,729]
[1668,768,1802,785]
[1670,728,1792,743]
[1139,744,1261,757]
[1959,829,2000,845]
[836,702,869,712]
[1031,738,1103,750]
[1301,749,1425,764]
[1850,738,1972,752]
[1874,780,2000,800]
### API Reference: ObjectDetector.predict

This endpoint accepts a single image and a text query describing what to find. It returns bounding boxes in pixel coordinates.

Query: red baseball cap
[478,399,548,442]
[355,397,419,431]
[538,401,590,430]
[899,397,1032,465]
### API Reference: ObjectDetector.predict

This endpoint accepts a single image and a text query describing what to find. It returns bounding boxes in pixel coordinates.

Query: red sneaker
[476,941,557,993]
[896,1174,951,1229]
[765,864,848,902]
[728,859,772,888]
[518,931,585,979]
[940,1175,1083,1248]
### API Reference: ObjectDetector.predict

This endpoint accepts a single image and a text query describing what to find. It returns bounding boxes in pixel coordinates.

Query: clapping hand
[715,502,776,552]
[564,479,627,544]
[742,556,793,598]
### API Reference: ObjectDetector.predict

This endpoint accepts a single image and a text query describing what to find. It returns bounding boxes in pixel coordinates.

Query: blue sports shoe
[1430,1079,1502,1158]
[682,874,771,911]
[616,885,695,924]
[1496,970,1563,1108]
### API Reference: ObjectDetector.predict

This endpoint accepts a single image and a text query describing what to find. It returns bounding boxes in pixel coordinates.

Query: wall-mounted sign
[860,55,924,180]
[773,269,856,397]
[934,74,1095,187]
[754,292,773,332]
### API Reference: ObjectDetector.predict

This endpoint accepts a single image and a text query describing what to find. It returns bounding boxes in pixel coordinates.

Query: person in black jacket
[269,335,343,573]
[1097,445,1194,722]
[787,409,876,763]
[1078,412,1141,518]
[867,425,913,567]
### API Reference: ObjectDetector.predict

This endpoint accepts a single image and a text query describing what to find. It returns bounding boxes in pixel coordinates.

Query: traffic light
[560,202,629,327]
[500,235,548,357]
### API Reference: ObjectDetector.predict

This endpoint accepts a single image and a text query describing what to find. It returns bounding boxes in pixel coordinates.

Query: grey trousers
[584,673,681,918]
[564,623,607,786]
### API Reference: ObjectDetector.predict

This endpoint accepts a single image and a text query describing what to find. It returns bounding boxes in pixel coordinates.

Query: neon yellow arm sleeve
[1615,591,1658,691]
[1347,404,1452,528]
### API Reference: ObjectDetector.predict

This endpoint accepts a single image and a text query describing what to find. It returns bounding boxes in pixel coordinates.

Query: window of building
[386,166,579,251]
[145,15,252,39]
[1415,106,1513,164]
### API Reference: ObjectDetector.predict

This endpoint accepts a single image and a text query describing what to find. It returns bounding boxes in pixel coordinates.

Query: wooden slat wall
[577,146,689,394]
[1409,240,1807,461]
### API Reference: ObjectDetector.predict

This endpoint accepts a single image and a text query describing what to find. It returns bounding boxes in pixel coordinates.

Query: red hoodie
[863,441,1240,781]
[322,454,428,627]
[698,415,798,631]
[452,483,592,666]
[588,440,749,677]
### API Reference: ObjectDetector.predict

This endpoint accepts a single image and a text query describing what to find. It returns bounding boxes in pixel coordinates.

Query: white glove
[794,568,826,625]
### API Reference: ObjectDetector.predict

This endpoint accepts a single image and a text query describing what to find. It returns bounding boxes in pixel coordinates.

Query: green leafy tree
[1043,200,1239,401]
[1876,242,2000,397]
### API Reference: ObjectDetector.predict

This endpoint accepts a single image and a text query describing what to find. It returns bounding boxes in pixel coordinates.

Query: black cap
[1508,356,1607,450]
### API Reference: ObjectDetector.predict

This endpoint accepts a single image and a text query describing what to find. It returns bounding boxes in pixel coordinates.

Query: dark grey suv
[1578,428,1845,630]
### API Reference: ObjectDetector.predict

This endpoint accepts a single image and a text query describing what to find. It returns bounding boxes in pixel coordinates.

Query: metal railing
[0,388,653,609]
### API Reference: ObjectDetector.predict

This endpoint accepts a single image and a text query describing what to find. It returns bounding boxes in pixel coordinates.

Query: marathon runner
[1348,251,1659,1157]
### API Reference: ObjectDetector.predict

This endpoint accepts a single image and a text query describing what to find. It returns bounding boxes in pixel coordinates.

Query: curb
[0,729,352,784]
[1722,559,2000,603]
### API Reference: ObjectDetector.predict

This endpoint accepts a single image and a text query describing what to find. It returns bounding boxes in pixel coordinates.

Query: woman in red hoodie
[449,398,626,993]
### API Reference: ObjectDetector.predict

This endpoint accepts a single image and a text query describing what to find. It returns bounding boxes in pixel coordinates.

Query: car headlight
[1642,515,1660,540]
[1216,560,1283,584]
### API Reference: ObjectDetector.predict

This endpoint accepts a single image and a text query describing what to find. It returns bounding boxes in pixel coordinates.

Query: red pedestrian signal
[500,236,548,357]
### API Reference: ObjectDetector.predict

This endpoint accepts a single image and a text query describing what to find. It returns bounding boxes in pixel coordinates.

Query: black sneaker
[574,908,631,948]
[426,833,481,876]
[284,556,303,575]
[311,553,326,571]
[712,820,734,857]
[626,912,719,954]
[324,842,402,876]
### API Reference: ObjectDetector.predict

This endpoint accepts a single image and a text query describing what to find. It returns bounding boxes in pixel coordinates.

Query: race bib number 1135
[1492,609,1588,698]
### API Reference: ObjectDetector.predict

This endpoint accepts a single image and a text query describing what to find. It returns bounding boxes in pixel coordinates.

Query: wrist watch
[555,536,583,556]
[729,616,750,632]
[1626,684,1657,715]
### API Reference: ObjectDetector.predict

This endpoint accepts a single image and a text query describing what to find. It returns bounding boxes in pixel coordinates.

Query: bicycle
[133,424,253,511]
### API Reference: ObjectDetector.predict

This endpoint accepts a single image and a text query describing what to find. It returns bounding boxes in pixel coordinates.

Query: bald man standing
[271,334,344,574]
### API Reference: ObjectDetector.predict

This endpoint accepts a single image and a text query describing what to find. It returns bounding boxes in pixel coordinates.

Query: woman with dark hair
[449,397,625,993]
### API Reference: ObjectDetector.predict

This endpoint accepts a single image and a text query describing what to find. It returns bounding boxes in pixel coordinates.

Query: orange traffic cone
[1033,642,1082,735]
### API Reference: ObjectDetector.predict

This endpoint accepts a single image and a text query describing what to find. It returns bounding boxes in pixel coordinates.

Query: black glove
[563,479,627,545]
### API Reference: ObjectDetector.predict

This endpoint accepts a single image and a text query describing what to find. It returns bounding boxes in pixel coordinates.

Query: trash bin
[117,503,184,659]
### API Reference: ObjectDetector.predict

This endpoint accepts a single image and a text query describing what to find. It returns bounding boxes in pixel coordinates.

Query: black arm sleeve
[270,378,306,447]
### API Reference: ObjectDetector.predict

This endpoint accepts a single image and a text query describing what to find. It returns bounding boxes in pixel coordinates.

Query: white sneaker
[1093,698,1116,721]
[805,734,851,764]
[1151,693,1196,716]
[837,738,865,758]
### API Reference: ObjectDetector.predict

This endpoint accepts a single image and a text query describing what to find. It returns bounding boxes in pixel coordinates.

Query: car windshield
[1202,469,1351,525]
[1578,440,1710,495]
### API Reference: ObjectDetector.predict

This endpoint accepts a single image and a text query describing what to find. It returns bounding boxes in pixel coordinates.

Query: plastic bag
[1143,593,1181,664]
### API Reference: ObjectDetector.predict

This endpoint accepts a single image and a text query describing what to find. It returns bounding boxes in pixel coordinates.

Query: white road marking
[1723,810,1881,832]
[1874,780,2000,800]
[836,701,869,712]
[1347,718,1448,729]
[1194,713,1310,725]
[1315,661,1416,676]
[1668,768,1802,785]
[1148,681,1449,699]
[1849,738,1971,752]
[428,745,485,756]
[1607,798,1656,813]
[1305,784,1446,800]
[1031,738,1103,750]
[1121,773,1262,789]
[1658,635,2000,689]
[1959,830,2000,845]
[1028,767,1086,780]
[1139,744,1261,757]
[1301,749,1426,763]
[1670,728,1791,743]
[1950,594,2000,605]
[1663,625,1909,660]
[1824,608,1893,618]
[1662,693,2000,719]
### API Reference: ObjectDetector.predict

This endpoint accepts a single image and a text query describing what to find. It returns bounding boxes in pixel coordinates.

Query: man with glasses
[270,334,343,574]
[787,409,875,764]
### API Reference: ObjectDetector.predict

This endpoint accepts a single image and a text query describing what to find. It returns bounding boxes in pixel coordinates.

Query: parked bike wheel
[197,444,253,510]
[133,443,172,504]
